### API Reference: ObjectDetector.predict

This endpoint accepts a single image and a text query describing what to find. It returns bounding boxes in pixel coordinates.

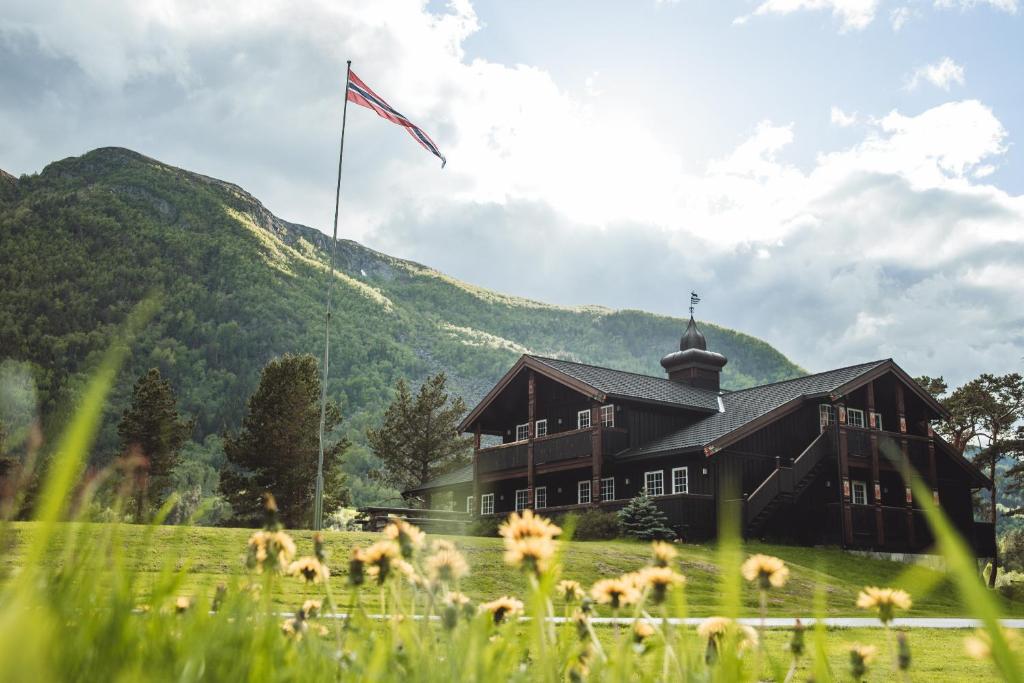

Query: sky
[1,0,1022,386]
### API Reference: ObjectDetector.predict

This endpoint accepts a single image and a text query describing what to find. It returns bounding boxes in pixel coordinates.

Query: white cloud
[830,106,859,127]
[735,0,881,31]
[889,6,915,29]
[934,0,1018,13]
[906,57,966,90]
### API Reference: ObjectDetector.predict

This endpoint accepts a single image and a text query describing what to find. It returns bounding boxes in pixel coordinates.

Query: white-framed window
[644,470,665,497]
[847,408,866,429]
[600,476,615,501]
[851,480,867,506]
[535,486,547,509]
[819,404,836,431]
[466,496,474,514]
[672,467,689,494]
[516,423,530,442]
[599,404,615,428]
[870,411,883,431]
[535,419,548,438]
[577,409,592,430]
[515,488,529,511]
[577,480,592,505]
[481,493,495,515]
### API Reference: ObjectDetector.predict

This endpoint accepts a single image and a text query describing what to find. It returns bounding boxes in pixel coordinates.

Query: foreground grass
[2,521,1018,618]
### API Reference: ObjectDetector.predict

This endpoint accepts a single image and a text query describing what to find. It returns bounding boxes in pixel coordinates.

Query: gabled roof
[405,463,473,495]
[616,360,890,459]
[457,354,720,432]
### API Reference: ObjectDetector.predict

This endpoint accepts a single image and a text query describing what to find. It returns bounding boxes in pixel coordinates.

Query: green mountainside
[0,147,803,508]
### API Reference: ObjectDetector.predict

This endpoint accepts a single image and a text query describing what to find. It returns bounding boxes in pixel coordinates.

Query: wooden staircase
[742,430,834,537]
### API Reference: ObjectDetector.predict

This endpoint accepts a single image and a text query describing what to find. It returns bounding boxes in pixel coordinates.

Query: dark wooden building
[404,317,995,556]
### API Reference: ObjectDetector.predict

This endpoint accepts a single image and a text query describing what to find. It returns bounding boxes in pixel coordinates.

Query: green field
[2,521,1018,618]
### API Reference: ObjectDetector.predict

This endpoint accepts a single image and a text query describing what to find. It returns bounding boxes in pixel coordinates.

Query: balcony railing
[534,429,591,465]
[478,441,528,473]
[476,426,628,475]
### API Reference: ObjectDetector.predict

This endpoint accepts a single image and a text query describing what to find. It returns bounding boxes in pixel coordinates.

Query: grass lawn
[1,521,1019,620]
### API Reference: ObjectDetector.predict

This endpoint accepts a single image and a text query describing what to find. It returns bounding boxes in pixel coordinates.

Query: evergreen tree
[117,368,193,522]
[617,491,675,541]
[367,373,472,497]
[219,354,349,528]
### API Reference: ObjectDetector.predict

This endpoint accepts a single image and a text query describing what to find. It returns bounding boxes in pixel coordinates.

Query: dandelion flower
[498,509,561,543]
[637,566,685,604]
[849,644,876,679]
[573,610,591,641]
[362,540,400,584]
[301,599,322,619]
[855,587,912,624]
[651,541,678,568]
[698,616,758,663]
[590,577,641,609]
[348,547,366,586]
[426,547,469,584]
[504,536,557,574]
[557,580,584,603]
[246,530,297,573]
[632,620,655,643]
[174,596,192,613]
[281,617,305,640]
[480,596,524,624]
[741,554,789,590]
[384,518,426,559]
[964,628,1020,660]
[288,556,330,584]
[442,591,472,629]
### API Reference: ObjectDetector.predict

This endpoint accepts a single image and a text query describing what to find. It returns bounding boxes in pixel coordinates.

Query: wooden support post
[591,402,602,506]
[472,424,481,517]
[927,433,939,504]
[527,371,536,507]
[902,438,915,547]
[867,382,884,547]
[838,412,854,546]
[896,383,907,434]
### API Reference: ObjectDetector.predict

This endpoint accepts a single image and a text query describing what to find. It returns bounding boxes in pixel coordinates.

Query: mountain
[0,147,803,509]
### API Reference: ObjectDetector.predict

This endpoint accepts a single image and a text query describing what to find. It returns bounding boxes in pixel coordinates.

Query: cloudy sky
[2,0,1022,385]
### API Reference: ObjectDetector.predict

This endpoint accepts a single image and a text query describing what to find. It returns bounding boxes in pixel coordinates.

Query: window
[466,496,474,514]
[600,477,615,501]
[851,480,867,506]
[535,419,548,438]
[599,404,615,428]
[535,486,547,509]
[577,409,592,430]
[870,411,883,430]
[819,404,836,431]
[672,467,689,494]
[644,470,664,497]
[515,489,529,511]
[516,423,530,442]
[481,493,495,515]
[578,480,592,504]
[847,408,866,429]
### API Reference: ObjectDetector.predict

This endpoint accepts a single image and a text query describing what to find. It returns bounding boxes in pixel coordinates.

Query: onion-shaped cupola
[660,315,727,391]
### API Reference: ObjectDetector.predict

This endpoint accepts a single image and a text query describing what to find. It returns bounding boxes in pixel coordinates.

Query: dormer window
[515,423,529,442]
[599,404,615,428]
[577,409,592,430]
[535,419,548,437]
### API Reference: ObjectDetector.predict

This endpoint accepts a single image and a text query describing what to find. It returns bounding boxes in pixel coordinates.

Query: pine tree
[219,354,349,528]
[117,368,193,522]
[617,491,675,541]
[367,373,472,497]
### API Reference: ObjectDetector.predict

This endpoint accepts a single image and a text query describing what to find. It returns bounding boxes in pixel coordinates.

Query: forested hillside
[0,148,803,510]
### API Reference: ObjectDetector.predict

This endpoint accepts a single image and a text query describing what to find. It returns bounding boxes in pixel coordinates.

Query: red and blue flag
[347,71,446,168]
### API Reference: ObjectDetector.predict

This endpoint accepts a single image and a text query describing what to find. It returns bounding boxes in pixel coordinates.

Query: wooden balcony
[476,426,629,480]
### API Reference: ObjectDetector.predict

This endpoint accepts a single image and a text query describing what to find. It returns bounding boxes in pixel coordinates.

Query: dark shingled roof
[529,356,721,412]
[406,463,473,493]
[616,360,889,459]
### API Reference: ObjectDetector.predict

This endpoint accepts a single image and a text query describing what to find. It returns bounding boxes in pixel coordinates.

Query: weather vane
[690,291,700,318]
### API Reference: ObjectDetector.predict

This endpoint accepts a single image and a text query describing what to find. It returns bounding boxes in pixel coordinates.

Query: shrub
[571,508,620,540]
[995,570,1024,601]
[617,491,675,541]
[468,515,502,537]
[1001,528,1024,572]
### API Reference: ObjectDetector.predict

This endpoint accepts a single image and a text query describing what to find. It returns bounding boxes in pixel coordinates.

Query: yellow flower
[174,596,192,613]
[442,591,473,629]
[394,559,425,587]
[557,580,584,602]
[964,628,1020,660]
[504,536,557,574]
[362,540,400,583]
[480,596,524,624]
[637,566,686,604]
[632,620,655,642]
[856,587,912,623]
[246,530,296,573]
[697,616,758,651]
[348,547,366,586]
[590,577,641,609]
[849,644,877,679]
[651,541,678,568]
[281,617,305,640]
[498,509,562,543]
[432,539,458,553]
[741,554,789,590]
[301,599,322,619]
[426,547,469,584]
[288,556,330,584]
[384,518,426,558]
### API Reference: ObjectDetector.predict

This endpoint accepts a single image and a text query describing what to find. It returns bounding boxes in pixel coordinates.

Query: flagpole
[314,59,352,531]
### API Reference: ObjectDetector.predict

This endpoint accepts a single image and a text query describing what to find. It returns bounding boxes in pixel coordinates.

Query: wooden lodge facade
[404,318,996,557]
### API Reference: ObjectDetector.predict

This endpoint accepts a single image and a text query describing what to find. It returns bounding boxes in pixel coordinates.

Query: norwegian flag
[346,71,446,168]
